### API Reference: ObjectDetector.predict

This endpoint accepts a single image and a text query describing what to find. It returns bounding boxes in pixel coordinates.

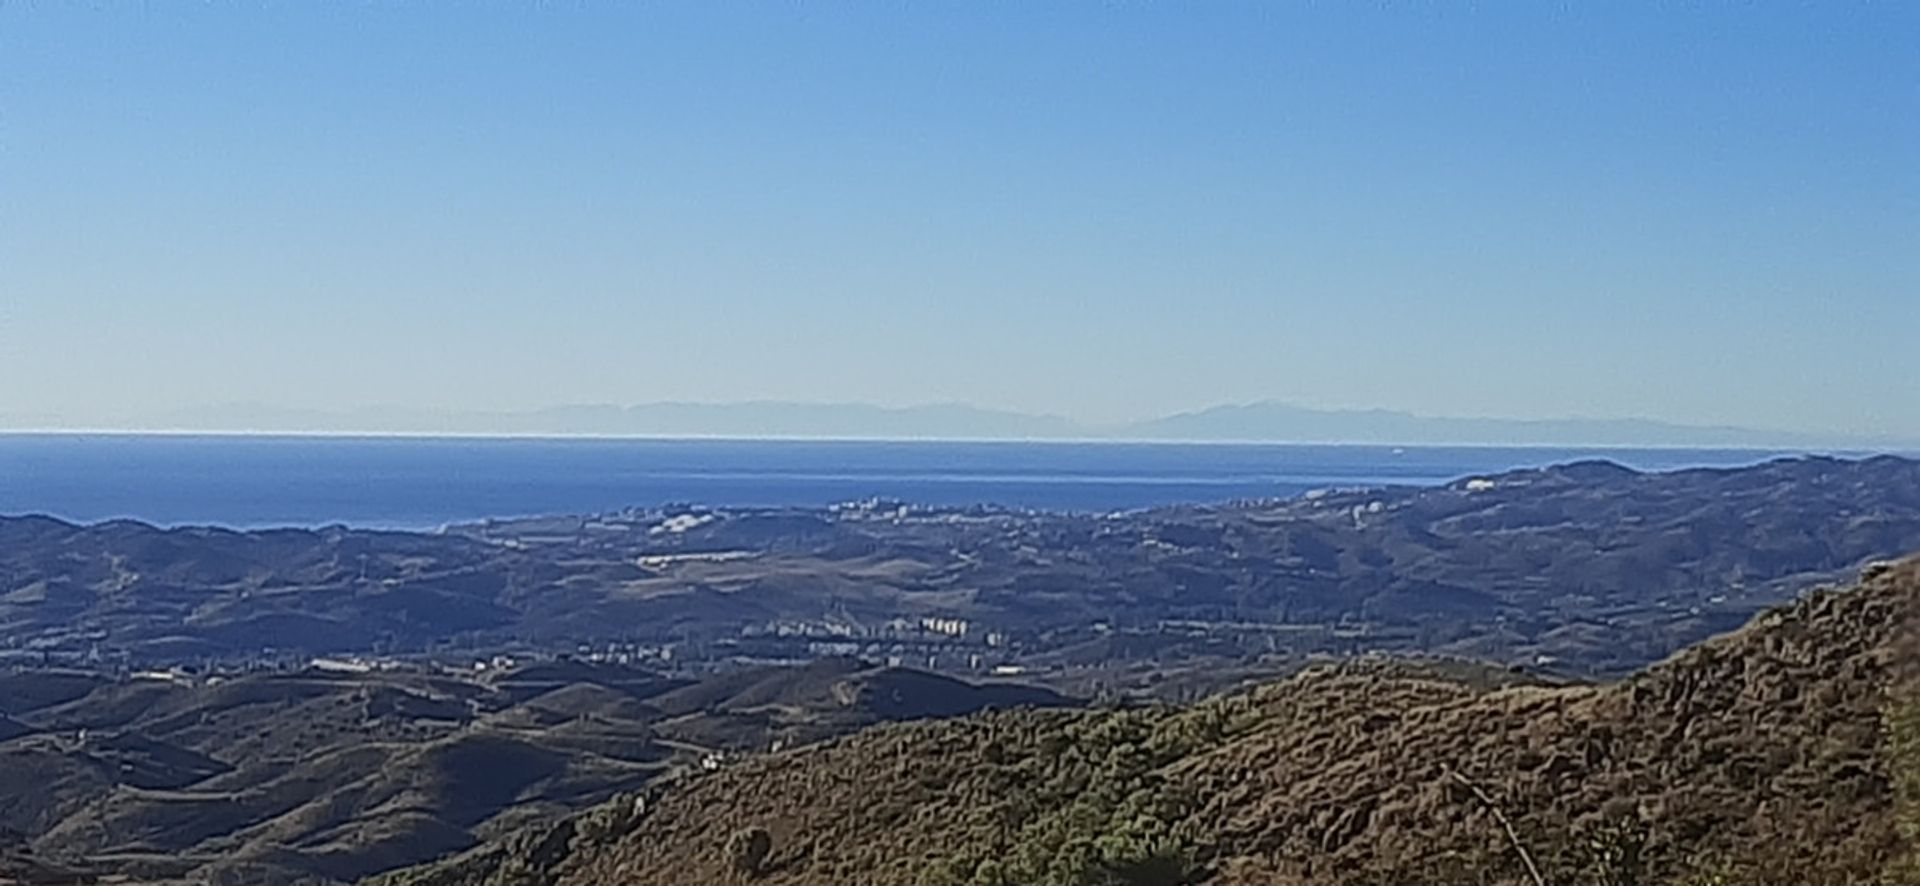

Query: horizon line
[5,397,1914,449]
[0,427,1911,454]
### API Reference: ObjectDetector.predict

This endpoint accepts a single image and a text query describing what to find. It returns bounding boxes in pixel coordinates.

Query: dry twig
[1446,768,1548,886]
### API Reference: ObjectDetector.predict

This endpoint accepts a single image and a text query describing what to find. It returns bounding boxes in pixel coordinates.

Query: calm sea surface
[0,435,1798,529]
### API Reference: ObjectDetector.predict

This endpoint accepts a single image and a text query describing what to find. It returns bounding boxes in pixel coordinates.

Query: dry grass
[413,558,1919,886]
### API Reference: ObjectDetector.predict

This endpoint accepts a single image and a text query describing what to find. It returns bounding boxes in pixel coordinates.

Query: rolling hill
[0,660,1064,884]
[378,556,1919,885]
[4,456,1920,681]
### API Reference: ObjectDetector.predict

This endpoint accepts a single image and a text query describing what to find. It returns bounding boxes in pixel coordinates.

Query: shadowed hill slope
[0,660,1063,885]
[385,557,1918,886]
[6,456,1920,679]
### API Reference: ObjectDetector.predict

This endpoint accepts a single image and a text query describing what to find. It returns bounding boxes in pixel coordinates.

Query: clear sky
[2,3,1915,437]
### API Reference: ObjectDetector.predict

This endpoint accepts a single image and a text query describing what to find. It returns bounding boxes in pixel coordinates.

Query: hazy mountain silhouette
[1123,401,1883,447]
[24,399,1913,448]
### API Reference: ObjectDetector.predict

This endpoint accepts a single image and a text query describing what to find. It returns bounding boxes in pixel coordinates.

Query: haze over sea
[0,434,1824,530]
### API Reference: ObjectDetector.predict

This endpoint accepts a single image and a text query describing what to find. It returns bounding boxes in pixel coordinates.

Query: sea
[0,434,1805,530]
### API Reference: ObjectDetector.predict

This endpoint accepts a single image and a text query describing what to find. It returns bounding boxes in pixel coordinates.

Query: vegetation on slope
[0,660,1059,884]
[9,456,1920,678]
[379,557,1919,886]
[1887,578,1920,886]
[1892,697,1920,885]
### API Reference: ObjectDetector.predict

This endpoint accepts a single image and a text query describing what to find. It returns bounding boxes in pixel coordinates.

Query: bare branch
[1446,768,1548,886]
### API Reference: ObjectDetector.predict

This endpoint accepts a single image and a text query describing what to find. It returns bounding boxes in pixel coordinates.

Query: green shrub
[1578,814,1648,886]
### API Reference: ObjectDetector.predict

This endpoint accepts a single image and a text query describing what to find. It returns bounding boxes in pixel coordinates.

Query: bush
[1577,814,1647,886]
[728,826,773,876]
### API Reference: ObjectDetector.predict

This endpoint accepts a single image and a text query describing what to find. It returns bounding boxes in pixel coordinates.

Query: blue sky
[1,3,1914,437]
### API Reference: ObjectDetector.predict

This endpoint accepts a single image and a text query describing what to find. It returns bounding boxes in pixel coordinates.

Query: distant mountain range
[13,399,1915,449]
[7,454,1919,674]
[1125,402,1903,448]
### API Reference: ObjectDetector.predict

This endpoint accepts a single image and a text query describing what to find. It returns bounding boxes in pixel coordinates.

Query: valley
[5,455,1917,686]
[2,454,1917,883]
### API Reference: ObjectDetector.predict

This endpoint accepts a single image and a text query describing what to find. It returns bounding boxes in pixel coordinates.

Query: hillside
[381,556,1919,886]
[5,456,1920,681]
[0,660,1063,884]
